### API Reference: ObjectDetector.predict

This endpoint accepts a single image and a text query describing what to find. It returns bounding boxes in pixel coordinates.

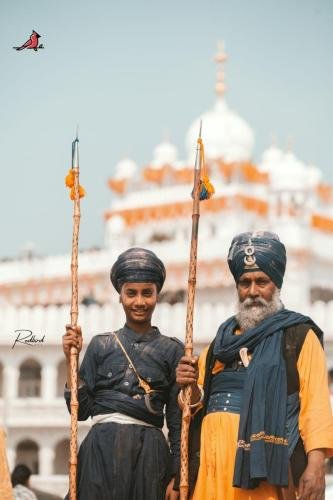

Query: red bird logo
[13,30,44,51]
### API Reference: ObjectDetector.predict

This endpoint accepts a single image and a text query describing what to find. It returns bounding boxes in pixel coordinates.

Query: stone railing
[1,301,333,346]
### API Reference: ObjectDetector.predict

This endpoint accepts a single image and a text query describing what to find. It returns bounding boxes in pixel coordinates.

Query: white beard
[236,288,283,331]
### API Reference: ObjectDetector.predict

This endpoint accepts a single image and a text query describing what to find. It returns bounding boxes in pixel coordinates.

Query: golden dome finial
[214,40,227,97]
[286,137,294,152]
[270,133,278,147]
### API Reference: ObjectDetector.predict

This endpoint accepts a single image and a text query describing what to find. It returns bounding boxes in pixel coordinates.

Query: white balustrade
[41,364,58,400]
[1,302,333,345]
[3,365,19,399]
[39,445,56,476]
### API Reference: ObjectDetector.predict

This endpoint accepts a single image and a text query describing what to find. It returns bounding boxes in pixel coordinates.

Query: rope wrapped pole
[0,428,13,500]
[68,134,81,500]
[180,122,204,500]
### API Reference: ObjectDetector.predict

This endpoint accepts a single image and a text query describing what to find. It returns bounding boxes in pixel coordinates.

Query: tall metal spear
[180,121,209,500]
[65,130,84,500]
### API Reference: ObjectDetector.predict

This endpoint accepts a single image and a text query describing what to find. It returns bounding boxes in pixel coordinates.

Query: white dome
[259,145,284,172]
[185,98,254,164]
[270,151,307,191]
[306,164,322,189]
[107,215,125,235]
[114,158,138,179]
[258,146,284,176]
[152,141,178,168]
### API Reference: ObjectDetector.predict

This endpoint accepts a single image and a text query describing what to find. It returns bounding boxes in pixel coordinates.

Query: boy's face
[120,282,158,326]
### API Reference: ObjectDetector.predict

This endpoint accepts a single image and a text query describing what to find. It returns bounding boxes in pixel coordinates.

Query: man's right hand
[176,355,199,387]
[62,324,83,360]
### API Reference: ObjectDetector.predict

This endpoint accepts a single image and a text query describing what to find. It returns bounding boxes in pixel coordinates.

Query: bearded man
[176,231,333,500]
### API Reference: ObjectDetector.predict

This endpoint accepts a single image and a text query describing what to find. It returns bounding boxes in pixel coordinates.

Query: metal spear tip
[71,127,79,168]
[198,119,202,139]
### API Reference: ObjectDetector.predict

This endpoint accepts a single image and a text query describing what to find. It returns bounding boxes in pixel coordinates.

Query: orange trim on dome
[201,196,228,213]
[317,183,333,203]
[104,195,265,225]
[312,214,333,233]
[236,195,268,216]
[241,163,269,184]
[108,178,127,194]
[171,168,194,184]
[217,161,268,184]
[143,165,170,184]
[218,161,236,180]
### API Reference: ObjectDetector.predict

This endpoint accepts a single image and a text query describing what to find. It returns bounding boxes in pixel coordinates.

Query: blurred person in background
[11,464,37,500]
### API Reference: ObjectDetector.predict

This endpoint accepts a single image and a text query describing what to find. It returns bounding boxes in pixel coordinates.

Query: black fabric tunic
[64,325,183,500]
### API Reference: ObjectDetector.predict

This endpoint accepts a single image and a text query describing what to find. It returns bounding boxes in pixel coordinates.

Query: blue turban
[227,231,286,289]
[110,247,166,293]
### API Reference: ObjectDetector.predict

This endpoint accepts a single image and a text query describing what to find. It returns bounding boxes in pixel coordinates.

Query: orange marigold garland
[65,169,75,188]
[70,185,86,200]
[65,169,86,199]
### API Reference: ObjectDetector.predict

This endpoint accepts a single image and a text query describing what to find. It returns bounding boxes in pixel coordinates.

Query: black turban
[227,231,286,289]
[110,247,166,293]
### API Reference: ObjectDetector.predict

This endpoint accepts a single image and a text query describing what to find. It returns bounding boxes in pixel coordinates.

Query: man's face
[120,282,158,325]
[236,271,281,330]
[237,271,277,304]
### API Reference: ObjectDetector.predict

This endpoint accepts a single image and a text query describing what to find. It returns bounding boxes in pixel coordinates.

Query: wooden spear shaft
[69,137,80,500]
[180,125,203,500]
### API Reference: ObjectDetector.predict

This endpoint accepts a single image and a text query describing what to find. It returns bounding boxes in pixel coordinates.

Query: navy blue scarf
[213,309,311,489]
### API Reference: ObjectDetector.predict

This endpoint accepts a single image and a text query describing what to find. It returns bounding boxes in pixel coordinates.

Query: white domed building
[186,97,254,165]
[186,44,254,165]
[152,139,179,167]
[1,42,333,496]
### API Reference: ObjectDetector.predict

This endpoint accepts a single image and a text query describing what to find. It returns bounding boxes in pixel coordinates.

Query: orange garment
[298,330,333,455]
[193,329,333,500]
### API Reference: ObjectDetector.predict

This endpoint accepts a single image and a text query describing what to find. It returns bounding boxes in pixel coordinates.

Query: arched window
[16,439,39,474]
[149,232,173,243]
[159,290,185,305]
[54,438,69,474]
[0,362,3,397]
[18,359,41,397]
[56,359,67,397]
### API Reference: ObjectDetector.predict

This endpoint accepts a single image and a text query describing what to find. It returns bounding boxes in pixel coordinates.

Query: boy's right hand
[62,324,83,360]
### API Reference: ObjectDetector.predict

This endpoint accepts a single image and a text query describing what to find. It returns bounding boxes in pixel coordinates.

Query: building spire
[214,40,227,98]
[286,136,294,153]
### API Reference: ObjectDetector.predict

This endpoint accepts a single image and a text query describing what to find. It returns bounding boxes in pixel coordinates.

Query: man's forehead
[239,270,272,281]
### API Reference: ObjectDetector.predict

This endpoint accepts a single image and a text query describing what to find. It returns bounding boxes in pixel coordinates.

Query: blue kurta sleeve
[165,340,184,475]
[64,335,100,420]
[64,384,94,421]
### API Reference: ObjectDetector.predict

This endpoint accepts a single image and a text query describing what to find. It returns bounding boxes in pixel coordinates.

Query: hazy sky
[1,0,332,258]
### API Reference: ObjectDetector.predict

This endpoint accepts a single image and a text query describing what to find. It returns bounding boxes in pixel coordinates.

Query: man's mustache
[242,297,268,307]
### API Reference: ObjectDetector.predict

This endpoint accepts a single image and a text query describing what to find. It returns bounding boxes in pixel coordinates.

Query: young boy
[63,248,182,500]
